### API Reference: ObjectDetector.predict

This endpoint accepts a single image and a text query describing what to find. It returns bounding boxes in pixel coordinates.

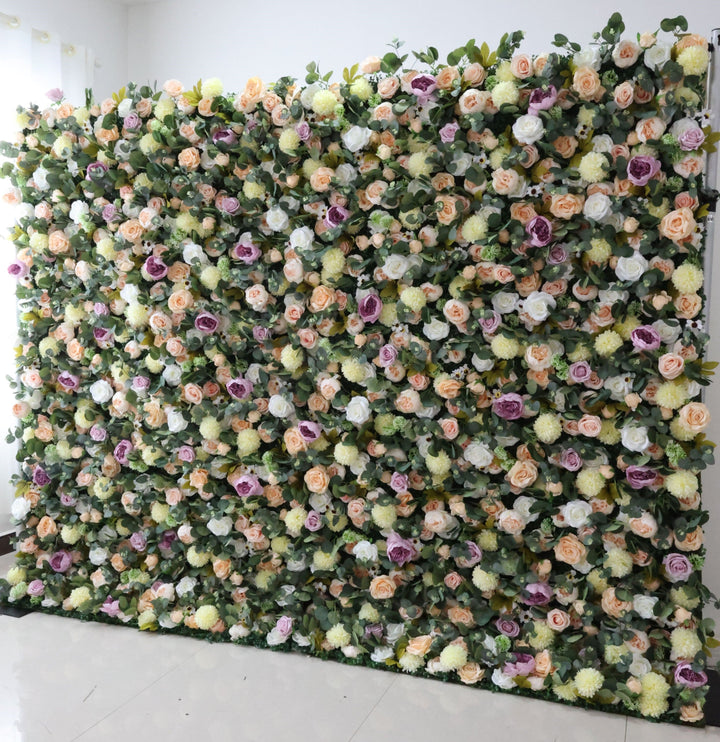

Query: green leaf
[660,16,688,33]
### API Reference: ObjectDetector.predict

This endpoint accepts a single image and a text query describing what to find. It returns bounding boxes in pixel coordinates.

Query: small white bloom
[464,441,494,469]
[514,496,539,523]
[90,380,113,404]
[268,394,294,418]
[492,292,520,315]
[176,576,197,596]
[583,192,612,221]
[353,540,379,562]
[182,242,208,265]
[207,516,233,537]
[513,114,545,145]
[335,163,358,186]
[120,283,140,304]
[423,318,450,341]
[471,354,495,372]
[561,500,594,528]
[342,125,373,153]
[89,547,108,566]
[492,668,516,689]
[385,623,405,644]
[615,252,648,283]
[166,408,188,433]
[10,497,31,521]
[289,226,314,251]
[69,200,89,224]
[644,42,672,70]
[632,594,658,619]
[266,206,289,232]
[346,396,371,425]
[522,291,556,322]
[116,98,133,117]
[162,364,182,386]
[382,254,410,280]
[371,646,394,663]
[591,134,614,153]
[621,424,651,453]
[573,47,601,70]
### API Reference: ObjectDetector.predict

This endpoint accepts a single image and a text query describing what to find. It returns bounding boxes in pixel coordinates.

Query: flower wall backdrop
[0,13,717,725]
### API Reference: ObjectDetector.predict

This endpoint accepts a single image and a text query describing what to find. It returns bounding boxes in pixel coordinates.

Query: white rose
[246,363,263,384]
[346,395,371,425]
[591,134,614,153]
[597,287,628,304]
[451,152,473,176]
[615,252,648,283]
[308,492,331,512]
[300,83,321,108]
[69,200,89,224]
[352,540,378,562]
[10,496,31,521]
[88,547,108,566]
[182,242,208,265]
[423,318,450,341]
[266,206,289,232]
[629,656,652,677]
[522,291,556,322]
[621,424,651,452]
[349,452,370,476]
[116,98,133,117]
[644,42,672,70]
[492,668,516,689]
[370,646,394,663]
[471,354,495,372]
[632,594,658,619]
[266,628,291,646]
[605,374,634,401]
[417,405,440,419]
[686,380,701,399]
[514,495,539,523]
[120,283,140,304]
[268,394,294,418]
[162,364,182,386]
[335,163,358,186]
[383,254,410,279]
[464,441,494,468]
[33,167,49,190]
[166,408,188,433]
[176,576,197,596]
[583,192,612,221]
[207,516,233,537]
[512,114,545,145]
[287,556,307,572]
[561,500,593,528]
[289,226,314,251]
[574,47,601,70]
[90,380,113,404]
[385,623,405,644]
[652,320,681,345]
[492,292,520,314]
[342,125,373,153]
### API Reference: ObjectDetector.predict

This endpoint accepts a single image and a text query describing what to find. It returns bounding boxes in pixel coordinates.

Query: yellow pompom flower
[576,468,605,498]
[400,653,424,672]
[38,337,59,357]
[491,335,520,359]
[255,571,273,590]
[671,627,703,658]
[400,287,427,313]
[567,344,591,362]
[145,355,164,374]
[655,381,688,410]
[426,451,451,476]
[139,133,161,155]
[665,471,698,499]
[585,238,612,263]
[350,77,373,100]
[187,546,211,567]
[478,531,498,551]
[371,503,397,529]
[52,134,73,158]
[326,623,351,648]
[496,60,515,82]
[29,233,49,252]
[574,668,604,698]
[639,672,670,718]
[341,358,367,383]
[321,248,345,277]
[379,302,398,326]
[534,413,562,444]
[677,46,710,76]
[598,420,621,445]
[670,586,701,610]
[334,442,359,466]
[586,568,609,593]
[61,524,82,545]
[96,238,117,261]
[311,89,338,116]
[237,428,261,456]
[670,416,697,442]
[137,609,157,630]
[280,345,304,372]
[408,151,433,178]
[200,78,223,98]
[151,502,170,523]
[472,567,498,591]
[195,605,220,630]
[359,603,380,622]
[68,586,92,609]
[605,548,633,578]
[126,304,150,329]
[200,266,221,291]
[594,330,622,357]
[553,681,578,701]
[6,566,27,586]
[154,98,175,120]
[92,477,114,501]
[284,506,307,537]
[278,129,301,154]
[199,416,221,441]
[604,644,631,664]
[302,158,322,179]
[613,315,642,340]
[440,645,468,671]
[243,180,266,200]
[578,151,608,183]
[462,214,489,242]
[492,81,519,107]
[527,622,555,650]
[672,263,703,294]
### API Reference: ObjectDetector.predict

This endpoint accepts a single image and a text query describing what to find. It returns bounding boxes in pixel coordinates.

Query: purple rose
[298,420,321,442]
[195,312,219,334]
[219,196,240,214]
[234,474,263,497]
[143,255,168,280]
[233,238,261,264]
[123,112,142,130]
[253,326,270,342]
[504,652,536,677]
[627,156,661,186]
[630,325,661,351]
[304,510,323,531]
[33,467,51,487]
[93,327,113,345]
[113,439,133,465]
[94,302,109,316]
[364,623,384,639]
[102,204,119,223]
[568,360,592,384]
[295,121,311,141]
[49,550,72,573]
[130,531,147,551]
[439,121,460,143]
[625,465,658,490]
[495,617,520,637]
[378,344,398,368]
[159,530,178,550]
[275,615,293,638]
[212,128,237,146]
[86,161,109,179]
[386,531,418,567]
[526,215,553,247]
[8,261,29,278]
[227,377,254,400]
[90,424,107,442]
[492,393,525,420]
[459,540,483,567]
[678,127,705,152]
[478,311,501,334]
[324,205,350,228]
[178,445,195,463]
[547,244,569,265]
[663,553,693,583]
[390,472,409,493]
[410,74,437,100]
[27,579,45,597]
[560,448,583,471]
[528,85,557,115]
[521,582,553,605]
[358,293,382,323]
[132,375,151,393]
[46,88,64,102]
[674,661,708,688]
[60,492,76,507]
[57,371,79,391]
[100,597,120,617]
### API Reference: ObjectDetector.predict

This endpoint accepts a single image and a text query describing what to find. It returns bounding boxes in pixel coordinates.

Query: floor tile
[625,717,720,741]
[349,672,627,742]
[0,612,204,742]
[72,641,395,742]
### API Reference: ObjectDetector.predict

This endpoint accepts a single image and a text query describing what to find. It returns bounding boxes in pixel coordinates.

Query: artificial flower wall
[0,13,717,725]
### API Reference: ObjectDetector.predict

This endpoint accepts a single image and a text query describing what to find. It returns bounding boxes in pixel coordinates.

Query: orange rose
[448,605,475,627]
[554,534,587,565]
[572,67,601,100]
[143,400,166,428]
[435,377,463,399]
[304,466,329,493]
[509,202,537,225]
[188,468,208,489]
[406,634,433,656]
[369,575,397,599]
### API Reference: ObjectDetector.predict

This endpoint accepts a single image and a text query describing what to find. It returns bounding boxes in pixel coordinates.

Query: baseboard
[708,670,720,727]
[0,532,13,556]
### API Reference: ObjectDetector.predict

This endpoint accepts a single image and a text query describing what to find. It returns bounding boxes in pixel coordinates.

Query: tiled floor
[1,553,718,742]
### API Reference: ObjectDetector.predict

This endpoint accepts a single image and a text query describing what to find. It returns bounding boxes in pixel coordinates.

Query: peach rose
[550,193,584,219]
[506,460,538,489]
[395,389,421,414]
[510,54,533,79]
[443,299,470,325]
[629,512,658,538]
[118,219,143,242]
[434,195,458,225]
[613,81,635,109]
[310,167,334,192]
[48,230,70,254]
[678,402,710,433]
[448,605,475,626]
[680,702,704,724]
[377,77,400,99]
[458,89,489,115]
[492,168,520,195]
[309,285,336,312]
[436,66,460,90]
[304,466,329,493]
[577,414,602,437]
[675,293,701,319]
[439,418,460,440]
[435,377,462,399]
[406,634,433,656]
[658,353,684,379]
[458,662,485,685]
[462,63,486,86]
[636,116,666,143]
[572,67,601,99]
[525,344,553,370]
[659,207,696,243]
[601,587,631,618]
[554,534,587,565]
[178,147,201,170]
[497,509,526,534]
[546,609,571,631]
[284,428,308,455]
[36,515,58,538]
[369,575,396,599]
[168,289,194,313]
[613,40,640,67]
[675,527,703,552]
[144,400,166,428]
